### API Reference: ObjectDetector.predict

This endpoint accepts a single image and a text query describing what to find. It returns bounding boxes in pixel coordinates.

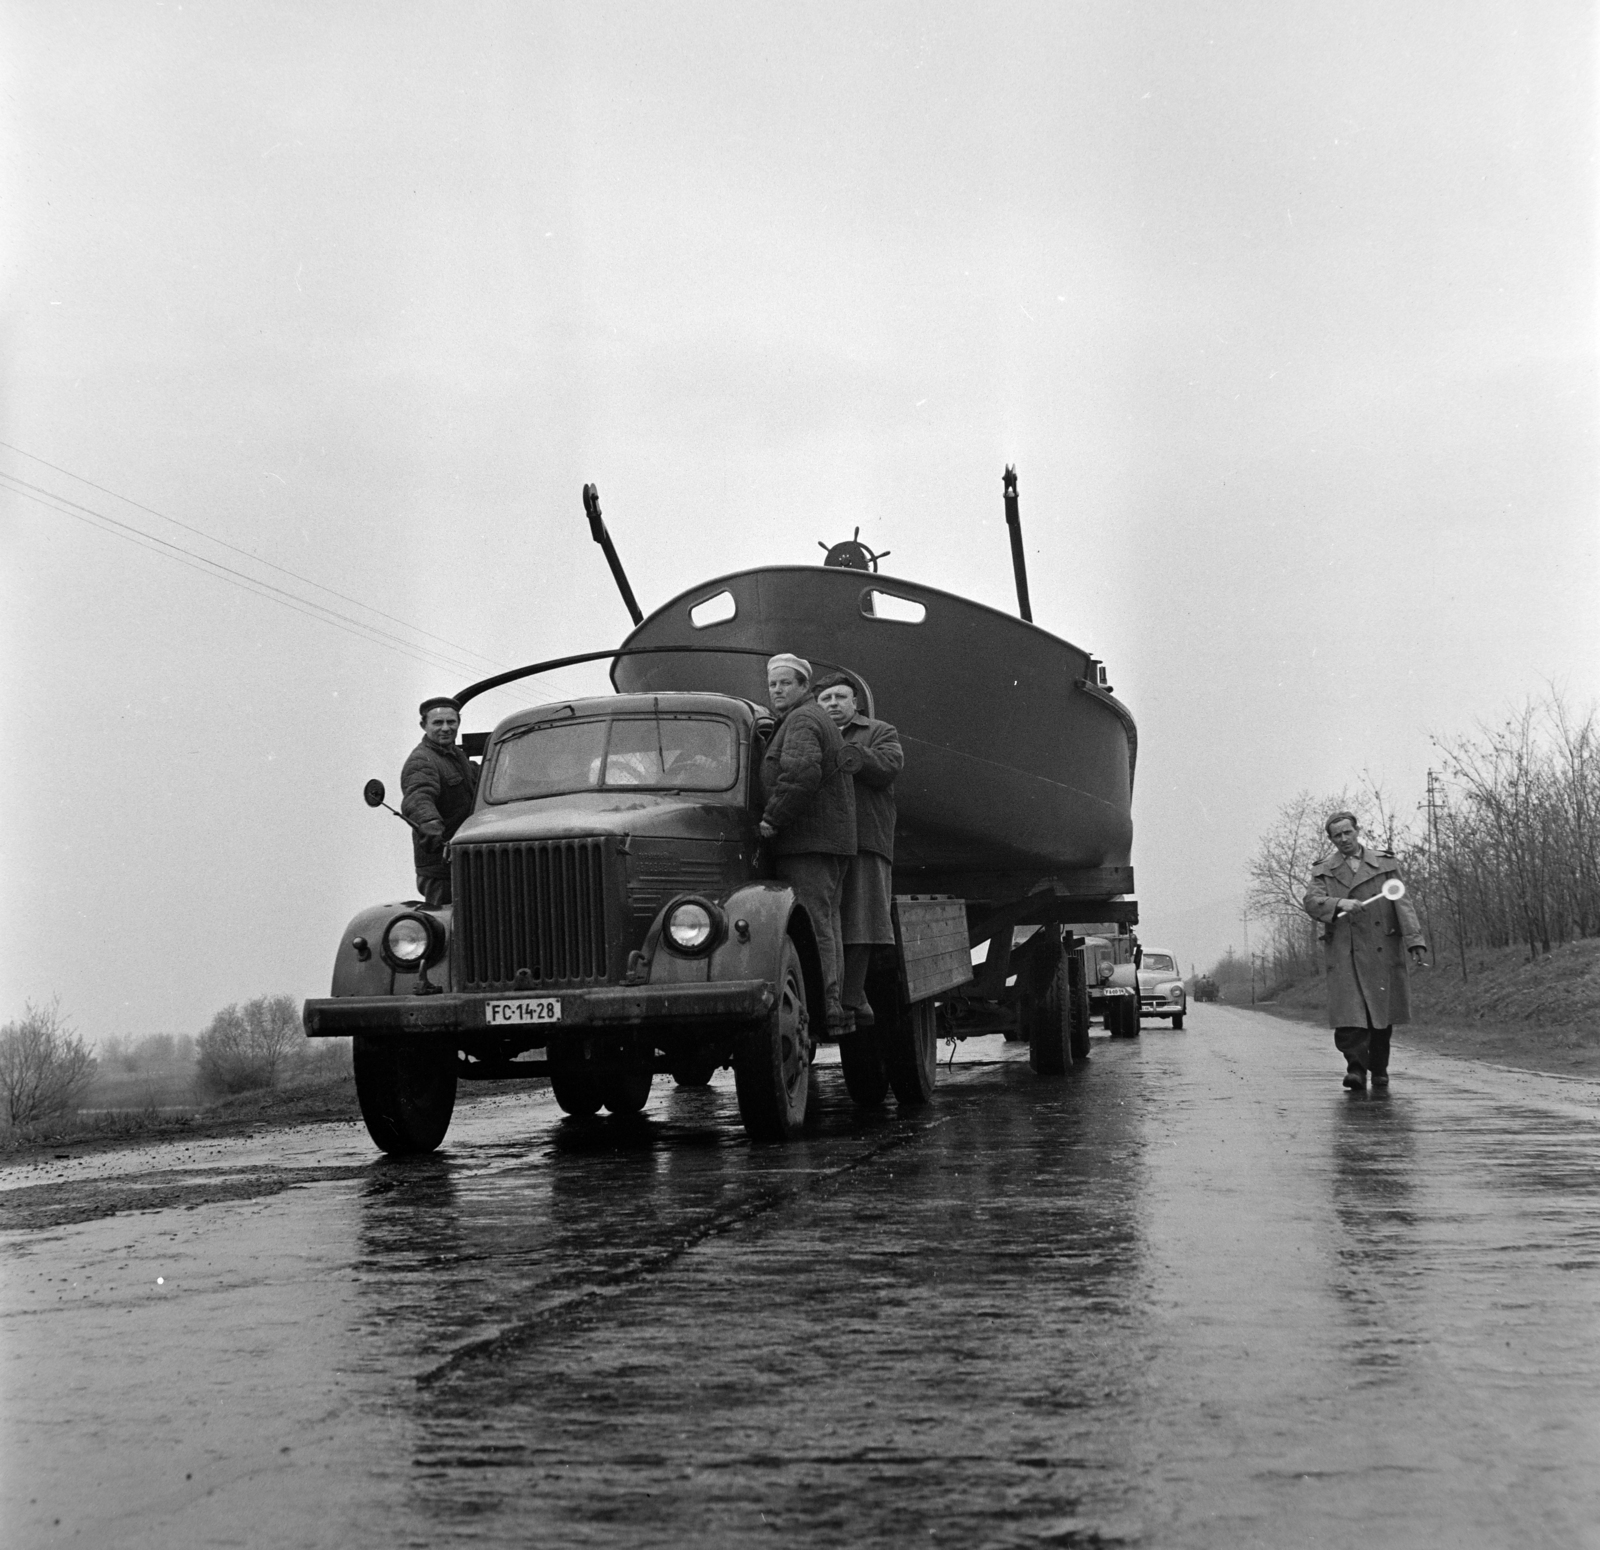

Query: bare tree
[0,999,98,1130]
[195,995,302,1097]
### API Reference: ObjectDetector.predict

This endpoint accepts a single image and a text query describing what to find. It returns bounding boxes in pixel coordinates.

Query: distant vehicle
[1081,933,1140,1038]
[1192,974,1219,1004]
[1136,949,1186,1028]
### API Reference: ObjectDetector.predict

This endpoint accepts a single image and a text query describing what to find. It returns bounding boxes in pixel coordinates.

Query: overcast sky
[3,1,1595,1038]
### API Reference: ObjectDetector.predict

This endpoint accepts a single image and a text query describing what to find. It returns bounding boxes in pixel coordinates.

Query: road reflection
[345,1057,1156,1545]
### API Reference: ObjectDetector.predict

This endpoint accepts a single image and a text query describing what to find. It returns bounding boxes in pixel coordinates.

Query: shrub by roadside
[0,1001,97,1132]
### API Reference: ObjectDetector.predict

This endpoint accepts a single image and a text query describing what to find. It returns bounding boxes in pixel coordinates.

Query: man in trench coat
[1302,811,1428,1090]
[815,672,905,1028]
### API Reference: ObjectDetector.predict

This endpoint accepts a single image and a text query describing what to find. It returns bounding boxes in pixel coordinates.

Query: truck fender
[1106,963,1138,993]
[329,901,452,999]
[705,881,825,1020]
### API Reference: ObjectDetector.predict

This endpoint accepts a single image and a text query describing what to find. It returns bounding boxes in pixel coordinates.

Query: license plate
[484,998,562,1026]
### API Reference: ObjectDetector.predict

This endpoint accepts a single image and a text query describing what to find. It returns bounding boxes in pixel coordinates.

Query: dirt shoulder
[0,1072,540,1171]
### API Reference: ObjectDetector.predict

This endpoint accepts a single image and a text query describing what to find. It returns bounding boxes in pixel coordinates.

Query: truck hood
[455,791,749,846]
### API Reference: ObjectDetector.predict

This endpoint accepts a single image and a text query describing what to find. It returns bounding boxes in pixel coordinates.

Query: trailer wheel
[839,1030,890,1107]
[601,1059,654,1114]
[886,999,938,1107]
[1067,953,1092,1063]
[734,936,811,1141]
[549,1047,603,1116]
[1110,997,1141,1039]
[353,1035,457,1155]
[1027,952,1072,1075]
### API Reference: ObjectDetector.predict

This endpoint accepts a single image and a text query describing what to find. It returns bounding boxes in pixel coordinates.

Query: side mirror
[363,779,386,808]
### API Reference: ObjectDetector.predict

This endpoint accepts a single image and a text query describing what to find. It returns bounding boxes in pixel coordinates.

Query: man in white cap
[758,653,857,1034]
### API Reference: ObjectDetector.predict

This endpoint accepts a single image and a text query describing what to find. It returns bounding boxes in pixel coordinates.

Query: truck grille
[453,840,611,990]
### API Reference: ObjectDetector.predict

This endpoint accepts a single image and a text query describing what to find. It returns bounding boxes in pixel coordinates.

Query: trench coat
[1302,849,1426,1028]
[758,696,857,857]
[838,713,903,860]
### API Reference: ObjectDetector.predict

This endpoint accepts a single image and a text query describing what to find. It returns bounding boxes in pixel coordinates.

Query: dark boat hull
[611,567,1135,903]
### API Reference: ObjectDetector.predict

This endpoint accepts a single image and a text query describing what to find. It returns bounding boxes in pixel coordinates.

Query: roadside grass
[0,1041,359,1160]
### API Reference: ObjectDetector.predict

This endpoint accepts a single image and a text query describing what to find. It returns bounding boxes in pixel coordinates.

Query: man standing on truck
[400,696,480,908]
[758,654,857,1035]
[816,672,904,1028]
[1303,811,1428,1090]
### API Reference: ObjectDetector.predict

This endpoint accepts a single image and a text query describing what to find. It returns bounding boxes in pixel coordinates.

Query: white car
[1136,948,1187,1029]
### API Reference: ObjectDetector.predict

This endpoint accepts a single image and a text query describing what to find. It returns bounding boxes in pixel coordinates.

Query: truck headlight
[382,912,443,970]
[664,897,721,955]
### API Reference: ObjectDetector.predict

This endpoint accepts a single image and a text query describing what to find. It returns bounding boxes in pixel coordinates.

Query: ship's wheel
[818,528,890,572]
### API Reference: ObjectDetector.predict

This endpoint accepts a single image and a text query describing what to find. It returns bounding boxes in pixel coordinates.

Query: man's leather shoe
[1342,1069,1367,1091]
[1370,1072,1390,1088]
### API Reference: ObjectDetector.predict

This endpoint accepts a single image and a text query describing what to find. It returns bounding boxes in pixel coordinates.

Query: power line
[1,471,603,709]
[2,471,493,682]
[0,438,506,671]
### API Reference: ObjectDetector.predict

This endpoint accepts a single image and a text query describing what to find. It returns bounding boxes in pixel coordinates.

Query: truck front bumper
[304,980,776,1040]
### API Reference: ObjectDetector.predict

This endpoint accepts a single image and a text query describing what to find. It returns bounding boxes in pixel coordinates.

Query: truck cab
[305,692,834,1146]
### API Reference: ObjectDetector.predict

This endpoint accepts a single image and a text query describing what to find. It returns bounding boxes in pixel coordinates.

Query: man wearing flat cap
[815,671,904,1028]
[759,654,857,1034]
[400,696,480,907]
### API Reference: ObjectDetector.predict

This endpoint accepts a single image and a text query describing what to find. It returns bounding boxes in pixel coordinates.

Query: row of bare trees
[1243,692,1599,991]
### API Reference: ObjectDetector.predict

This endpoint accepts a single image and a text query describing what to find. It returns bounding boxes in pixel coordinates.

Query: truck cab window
[488,716,737,803]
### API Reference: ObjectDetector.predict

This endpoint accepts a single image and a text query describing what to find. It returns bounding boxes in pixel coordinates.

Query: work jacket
[400,739,480,880]
[759,696,856,857]
[838,714,903,860]
[1303,848,1426,1028]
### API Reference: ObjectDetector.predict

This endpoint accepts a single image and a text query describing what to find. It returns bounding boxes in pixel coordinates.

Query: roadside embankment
[1246,937,1600,1078]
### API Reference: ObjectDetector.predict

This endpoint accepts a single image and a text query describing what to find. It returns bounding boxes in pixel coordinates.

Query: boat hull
[611,567,1134,903]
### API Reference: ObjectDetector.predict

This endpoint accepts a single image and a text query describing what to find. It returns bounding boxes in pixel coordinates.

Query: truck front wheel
[353,1035,457,1155]
[734,937,811,1141]
[549,1046,604,1116]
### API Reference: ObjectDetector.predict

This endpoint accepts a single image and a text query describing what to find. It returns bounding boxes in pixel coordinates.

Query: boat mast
[582,483,644,626]
[1002,465,1032,623]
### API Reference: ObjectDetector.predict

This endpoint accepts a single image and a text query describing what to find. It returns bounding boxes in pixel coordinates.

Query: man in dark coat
[758,653,857,1033]
[1303,811,1427,1090]
[400,696,480,908]
[816,672,904,1028]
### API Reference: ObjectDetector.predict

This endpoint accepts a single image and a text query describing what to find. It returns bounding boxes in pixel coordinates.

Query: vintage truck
[303,470,1139,1151]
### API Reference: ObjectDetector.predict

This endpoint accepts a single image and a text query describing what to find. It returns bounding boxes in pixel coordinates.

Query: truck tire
[839,1029,890,1107]
[353,1035,457,1155]
[886,999,938,1107]
[733,936,811,1141]
[670,1053,718,1088]
[1113,997,1141,1039]
[601,1059,653,1114]
[1027,951,1072,1075]
[1171,1014,1185,1031]
[549,1047,603,1117]
[1067,953,1092,1064]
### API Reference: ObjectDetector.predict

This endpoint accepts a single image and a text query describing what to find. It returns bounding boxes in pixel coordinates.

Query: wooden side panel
[893,895,973,1003]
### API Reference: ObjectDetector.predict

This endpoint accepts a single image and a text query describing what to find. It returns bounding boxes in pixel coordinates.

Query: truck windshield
[488,716,738,802]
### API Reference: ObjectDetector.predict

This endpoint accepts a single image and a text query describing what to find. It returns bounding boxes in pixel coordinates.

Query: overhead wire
[0,450,611,708]
[0,438,507,672]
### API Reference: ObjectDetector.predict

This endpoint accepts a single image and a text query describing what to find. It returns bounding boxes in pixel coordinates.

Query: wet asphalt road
[4,1004,1599,1550]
